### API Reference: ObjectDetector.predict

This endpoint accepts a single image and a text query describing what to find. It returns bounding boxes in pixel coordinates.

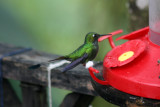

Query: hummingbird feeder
[88,0,160,103]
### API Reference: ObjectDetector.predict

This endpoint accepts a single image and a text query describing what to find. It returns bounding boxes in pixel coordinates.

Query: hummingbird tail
[29,56,67,70]
[48,56,67,62]
[28,64,41,69]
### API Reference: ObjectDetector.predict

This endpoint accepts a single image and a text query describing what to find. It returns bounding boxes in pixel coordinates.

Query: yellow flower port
[118,51,134,62]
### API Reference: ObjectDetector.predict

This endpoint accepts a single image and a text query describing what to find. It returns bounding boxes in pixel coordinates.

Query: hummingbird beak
[98,34,112,37]
[98,29,123,42]
[98,34,112,42]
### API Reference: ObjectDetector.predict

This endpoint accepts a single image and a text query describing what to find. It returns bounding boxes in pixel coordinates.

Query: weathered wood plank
[21,82,47,107]
[1,43,160,107]
[0,43,98,96]
[3,79,21,107]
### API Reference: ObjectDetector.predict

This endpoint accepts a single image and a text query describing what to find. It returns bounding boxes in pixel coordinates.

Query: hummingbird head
[85,32,111,43]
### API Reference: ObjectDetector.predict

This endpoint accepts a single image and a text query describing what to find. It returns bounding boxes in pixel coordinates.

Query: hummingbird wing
[62,53,88,72]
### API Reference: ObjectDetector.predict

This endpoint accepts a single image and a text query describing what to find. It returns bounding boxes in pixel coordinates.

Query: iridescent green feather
[66,43,96,62]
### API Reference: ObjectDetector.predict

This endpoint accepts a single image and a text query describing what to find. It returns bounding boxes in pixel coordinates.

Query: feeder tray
[89,27,160,105]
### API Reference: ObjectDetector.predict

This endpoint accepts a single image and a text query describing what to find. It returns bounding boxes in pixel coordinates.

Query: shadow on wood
[3,79,21,107]
[21,82,47,107]
[60,92,94,107]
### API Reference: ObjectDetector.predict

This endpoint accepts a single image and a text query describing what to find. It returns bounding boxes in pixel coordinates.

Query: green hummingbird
[29,32,111,72]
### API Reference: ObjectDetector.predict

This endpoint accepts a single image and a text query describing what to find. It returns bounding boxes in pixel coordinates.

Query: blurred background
[0,0,148,107]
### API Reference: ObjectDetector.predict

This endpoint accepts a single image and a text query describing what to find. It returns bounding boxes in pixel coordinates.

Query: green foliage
[0,0,129,107]
[92,96,118,107]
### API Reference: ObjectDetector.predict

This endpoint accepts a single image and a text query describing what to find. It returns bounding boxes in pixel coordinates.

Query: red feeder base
[89,27,160,100]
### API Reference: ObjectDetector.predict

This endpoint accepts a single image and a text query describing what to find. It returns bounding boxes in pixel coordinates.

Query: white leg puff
[85,61,94,69]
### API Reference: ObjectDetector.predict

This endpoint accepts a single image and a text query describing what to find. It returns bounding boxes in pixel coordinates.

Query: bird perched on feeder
[29,32,112,72]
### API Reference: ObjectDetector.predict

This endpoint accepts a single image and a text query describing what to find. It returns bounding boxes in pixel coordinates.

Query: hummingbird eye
[92,34,95,37]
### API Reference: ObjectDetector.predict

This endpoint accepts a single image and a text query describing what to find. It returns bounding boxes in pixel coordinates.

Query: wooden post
[3,79,21,107]
[21,82,47,107]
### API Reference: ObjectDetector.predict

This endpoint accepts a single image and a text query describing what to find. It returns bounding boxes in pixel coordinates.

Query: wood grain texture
[0,43,98,96]
[2,43,160,107]
[3,79,21,107]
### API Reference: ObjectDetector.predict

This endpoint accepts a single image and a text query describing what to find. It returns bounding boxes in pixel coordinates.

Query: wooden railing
[1,43,98,107]
[1,43,160,107]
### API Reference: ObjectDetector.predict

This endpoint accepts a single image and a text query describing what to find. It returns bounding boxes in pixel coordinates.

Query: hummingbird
[29,32,111,72]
